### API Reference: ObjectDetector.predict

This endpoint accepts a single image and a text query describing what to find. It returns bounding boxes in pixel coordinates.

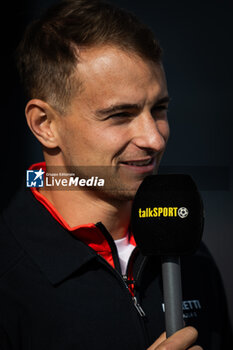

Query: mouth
[119,157,156,173]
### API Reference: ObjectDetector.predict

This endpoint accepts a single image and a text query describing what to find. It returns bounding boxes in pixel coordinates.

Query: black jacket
[0,185,232,349]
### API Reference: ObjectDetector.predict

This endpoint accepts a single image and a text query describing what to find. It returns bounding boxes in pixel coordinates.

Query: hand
[147,326,203,350]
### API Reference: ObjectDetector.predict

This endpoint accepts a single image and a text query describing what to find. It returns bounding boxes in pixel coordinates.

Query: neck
[40,153,132,240]
[39,187,132,240]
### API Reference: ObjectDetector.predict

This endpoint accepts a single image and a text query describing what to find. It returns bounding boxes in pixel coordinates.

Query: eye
[151,105,169,118]
[109,112,132,118]
[152,105,168,112]
[106,111,134,122]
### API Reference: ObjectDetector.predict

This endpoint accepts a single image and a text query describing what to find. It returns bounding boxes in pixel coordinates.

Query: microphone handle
[162,256,184,337]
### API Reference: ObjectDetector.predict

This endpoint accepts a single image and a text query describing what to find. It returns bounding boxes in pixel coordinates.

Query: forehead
[74,45,167,108]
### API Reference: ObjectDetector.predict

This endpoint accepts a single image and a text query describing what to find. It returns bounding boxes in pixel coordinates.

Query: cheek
[60,122,119,164]
[157,119,170,142]
[56,118,87,161]
[93,123,129,149]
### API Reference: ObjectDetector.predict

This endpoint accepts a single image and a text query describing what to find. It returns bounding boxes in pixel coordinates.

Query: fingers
[147,326,199,350]
[163,326,198,349]
[147,332,166,349]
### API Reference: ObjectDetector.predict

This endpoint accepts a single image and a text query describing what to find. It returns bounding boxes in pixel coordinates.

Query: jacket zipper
[95,249,146,318]
[125,248,150,347]
[132,296,146,317]
[95,222,147,318]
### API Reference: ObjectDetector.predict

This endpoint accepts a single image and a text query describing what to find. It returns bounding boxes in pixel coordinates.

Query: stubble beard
[65,164,157,202]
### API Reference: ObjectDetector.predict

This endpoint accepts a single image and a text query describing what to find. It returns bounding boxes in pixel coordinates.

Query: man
[0,0,232,349]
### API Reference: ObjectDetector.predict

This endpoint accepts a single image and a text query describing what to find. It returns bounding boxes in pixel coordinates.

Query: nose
[131,112,169,152]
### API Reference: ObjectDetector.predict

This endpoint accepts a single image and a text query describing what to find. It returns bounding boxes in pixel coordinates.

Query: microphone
[131,174,204,337]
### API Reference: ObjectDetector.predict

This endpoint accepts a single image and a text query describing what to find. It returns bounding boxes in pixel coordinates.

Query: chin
[95,179,141,202]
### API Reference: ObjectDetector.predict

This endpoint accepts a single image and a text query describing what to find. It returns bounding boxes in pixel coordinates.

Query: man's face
[54,45,170,200]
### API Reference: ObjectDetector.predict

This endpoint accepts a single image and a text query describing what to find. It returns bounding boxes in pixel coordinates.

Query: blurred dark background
[1,0,232,324]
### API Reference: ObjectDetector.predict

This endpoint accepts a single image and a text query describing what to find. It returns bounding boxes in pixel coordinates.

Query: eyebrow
[96,95,171,117]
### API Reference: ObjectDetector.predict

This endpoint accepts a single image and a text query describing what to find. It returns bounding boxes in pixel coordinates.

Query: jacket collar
[3,184,101,285]
[28,162,136,248]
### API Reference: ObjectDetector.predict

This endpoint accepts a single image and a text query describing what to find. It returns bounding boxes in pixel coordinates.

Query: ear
[25,99,60,149]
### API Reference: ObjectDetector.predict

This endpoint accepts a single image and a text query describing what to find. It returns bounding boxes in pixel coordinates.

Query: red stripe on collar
[29,162,136,268]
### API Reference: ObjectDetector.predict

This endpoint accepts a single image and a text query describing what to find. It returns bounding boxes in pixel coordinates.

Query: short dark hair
[17,0,162,114]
